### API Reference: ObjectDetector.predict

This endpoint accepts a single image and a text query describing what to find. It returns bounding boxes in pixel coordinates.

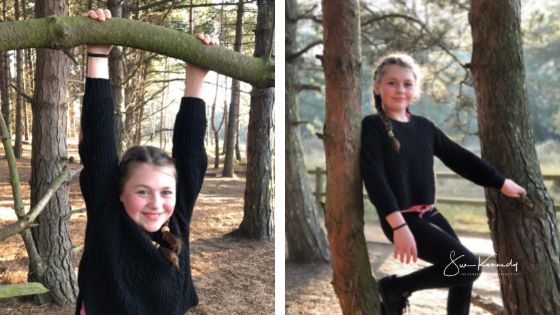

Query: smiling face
[119,163,176,232]
[374,64,417,116]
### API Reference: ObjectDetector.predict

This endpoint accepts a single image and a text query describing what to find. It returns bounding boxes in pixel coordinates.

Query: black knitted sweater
[76,78,207,315]
[361,114,505,219]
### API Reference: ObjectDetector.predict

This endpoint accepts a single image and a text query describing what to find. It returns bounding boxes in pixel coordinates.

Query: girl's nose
[149,194,163,209]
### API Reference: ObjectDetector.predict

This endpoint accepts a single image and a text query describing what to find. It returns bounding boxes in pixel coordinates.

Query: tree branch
[296,83,322,92]
[361,10,466,68]
[9,82,33,103]
[0,164,83,242]
[287,40,322,62]
[471,295,506,315]
[138,0,257,11]
[0,16,274,88]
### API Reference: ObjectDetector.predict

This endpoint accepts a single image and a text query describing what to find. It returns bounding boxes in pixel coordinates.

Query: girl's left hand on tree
[187,33,219,79]
[500,178,527,198]
[184,33,219,98]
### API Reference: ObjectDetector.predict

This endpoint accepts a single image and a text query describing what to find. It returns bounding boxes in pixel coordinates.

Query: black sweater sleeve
[171,97,208,226]
[361,116,401,218]
[78,78,119,217]
[430,120,505,189]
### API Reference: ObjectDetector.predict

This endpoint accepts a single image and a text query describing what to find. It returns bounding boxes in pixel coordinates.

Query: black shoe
[378,275,410,315]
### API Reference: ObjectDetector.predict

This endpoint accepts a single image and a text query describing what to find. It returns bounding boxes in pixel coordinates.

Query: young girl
[76,9,217,315]
[360,53,526,315]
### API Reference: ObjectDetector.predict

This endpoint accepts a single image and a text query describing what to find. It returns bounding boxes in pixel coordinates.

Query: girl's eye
[136,190,148,196]
[161,190,174,196]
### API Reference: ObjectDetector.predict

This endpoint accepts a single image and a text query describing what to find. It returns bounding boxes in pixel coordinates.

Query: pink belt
[400,204,434,218]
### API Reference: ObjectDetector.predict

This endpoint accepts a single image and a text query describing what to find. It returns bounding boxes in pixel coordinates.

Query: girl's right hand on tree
[393,226,417,264]
[82,9,113,54]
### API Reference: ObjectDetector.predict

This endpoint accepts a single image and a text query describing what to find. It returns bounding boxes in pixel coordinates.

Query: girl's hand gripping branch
[83,9,113,79]
[184,33,219,98]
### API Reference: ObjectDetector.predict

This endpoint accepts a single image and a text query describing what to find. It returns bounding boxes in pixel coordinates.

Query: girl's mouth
[142,212,163,221]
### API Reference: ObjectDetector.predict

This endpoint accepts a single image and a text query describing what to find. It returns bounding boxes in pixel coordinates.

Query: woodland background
[0,0,274,313]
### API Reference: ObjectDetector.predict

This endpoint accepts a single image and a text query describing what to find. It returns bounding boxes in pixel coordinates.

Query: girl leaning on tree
[361,53,526,315]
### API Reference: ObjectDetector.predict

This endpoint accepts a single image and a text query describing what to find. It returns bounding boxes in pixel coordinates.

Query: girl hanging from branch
[361,53,526,315]
[76,9,218,315]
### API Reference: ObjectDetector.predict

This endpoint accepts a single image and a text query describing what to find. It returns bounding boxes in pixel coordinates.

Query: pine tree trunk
[469,1,560,314]
[29,0,77,304]
[222,0,244,177]
[13,0,23,158]
[237,0,274,241]
[285,0,330,263]
[109,0,127,158]
[235,126,241,161]
[0,0,8,137]
[322,0,380,313]
[0,51,10,136]
[211,75,222,169]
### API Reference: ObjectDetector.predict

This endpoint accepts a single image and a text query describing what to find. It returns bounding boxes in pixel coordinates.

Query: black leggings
[381,207,480,315]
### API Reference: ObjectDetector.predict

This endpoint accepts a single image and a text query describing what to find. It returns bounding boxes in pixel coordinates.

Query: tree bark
[13,0,23,158]
[322,0,380,314]
[223,0,245,177]
[0,51,10,136]
[236,0,274,241]
[29,0,77,305]
[0,16,274,88]
[235,126,241,161]
[469,1,560,314]
[109,0,128,158]
[0,0,9,136]
[211,75,224,169]
[285,0,330,263]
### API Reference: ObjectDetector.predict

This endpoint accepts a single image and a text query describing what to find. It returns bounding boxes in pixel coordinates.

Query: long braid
[159,223,182,269]
[374,94,401,153]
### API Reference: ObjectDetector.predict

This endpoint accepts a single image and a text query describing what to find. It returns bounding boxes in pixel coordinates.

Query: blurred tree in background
[294,0,560,148]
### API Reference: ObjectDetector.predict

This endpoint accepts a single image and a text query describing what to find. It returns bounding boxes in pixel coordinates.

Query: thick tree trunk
[322,0,380,314]
[469,1,560,314]
[285,0,330,263]
[237,0,274,241]
[109,0,127,158]
[23,49,32,141]
[29,0,77,305]
[0,16,274,88]
[13,0,23,158]
[0,52,9,135]
[223,1,244,177]
[0,1,9,136]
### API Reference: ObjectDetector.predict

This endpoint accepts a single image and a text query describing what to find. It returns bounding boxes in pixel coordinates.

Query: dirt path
[0,141,273,315]
[286,240,503,315]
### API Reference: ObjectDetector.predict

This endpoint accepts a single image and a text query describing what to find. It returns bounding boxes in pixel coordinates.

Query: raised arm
[79,9,119,214]
[172,34,218,225]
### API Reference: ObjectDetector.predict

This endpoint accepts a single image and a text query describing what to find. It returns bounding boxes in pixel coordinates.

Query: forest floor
[0,140,274,315]
[286,225,505,315]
